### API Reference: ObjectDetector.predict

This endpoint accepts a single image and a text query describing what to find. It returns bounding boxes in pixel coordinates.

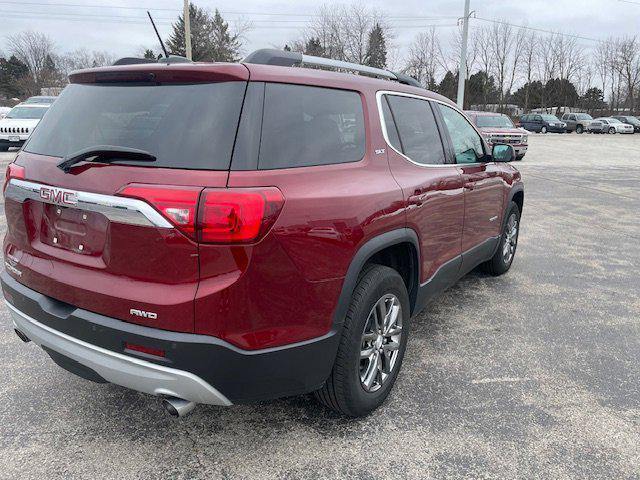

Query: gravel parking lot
[0,134,638,479]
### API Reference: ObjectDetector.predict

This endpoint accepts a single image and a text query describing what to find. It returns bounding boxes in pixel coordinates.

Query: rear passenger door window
[258,83,365,169]
[436,103,484,164]
[384,95,445,165]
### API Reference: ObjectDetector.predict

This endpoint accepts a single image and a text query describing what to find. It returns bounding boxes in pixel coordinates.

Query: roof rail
[243,49,422,88]
[112,55,191,66]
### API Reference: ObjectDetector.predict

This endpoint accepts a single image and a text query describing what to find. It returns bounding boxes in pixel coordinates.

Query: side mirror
[492,144,515,163]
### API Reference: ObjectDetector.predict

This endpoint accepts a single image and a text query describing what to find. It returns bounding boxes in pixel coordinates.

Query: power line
[0,1,459,20]
[473,16,604,43]
[0,12,459,30]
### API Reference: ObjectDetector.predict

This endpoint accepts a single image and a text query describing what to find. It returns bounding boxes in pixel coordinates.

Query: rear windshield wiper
[57,145,157,173]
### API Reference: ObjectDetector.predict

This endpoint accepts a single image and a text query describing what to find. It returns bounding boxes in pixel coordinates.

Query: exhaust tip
[14,329,30,343]
[162,397,195,418]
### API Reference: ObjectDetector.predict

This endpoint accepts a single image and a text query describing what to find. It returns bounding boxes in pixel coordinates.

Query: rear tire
[0,146,9,152]
[483,202,521,276]
[315,265,410,417]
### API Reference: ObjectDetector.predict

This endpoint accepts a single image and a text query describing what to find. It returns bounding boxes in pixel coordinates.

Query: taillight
[118,184,284,244]
[118,184,202,239]
[4,163,25,193]
[198,187,284,244]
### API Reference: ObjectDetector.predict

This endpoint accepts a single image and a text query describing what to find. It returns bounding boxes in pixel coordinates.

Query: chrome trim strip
[5,179,172,228]
[375,90,489,169]
[7,301,232,405]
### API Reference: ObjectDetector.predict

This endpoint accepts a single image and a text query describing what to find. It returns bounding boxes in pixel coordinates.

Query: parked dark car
[612,115,640,132]
[561,112,594,134]
[520,113,566,133]
[2,49,524,418]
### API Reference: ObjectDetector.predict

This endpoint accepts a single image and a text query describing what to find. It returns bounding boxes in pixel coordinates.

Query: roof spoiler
[113,55,192,66]
[243,48,422,88]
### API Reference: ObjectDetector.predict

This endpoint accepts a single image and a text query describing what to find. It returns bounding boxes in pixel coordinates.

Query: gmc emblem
[40,186,78,206]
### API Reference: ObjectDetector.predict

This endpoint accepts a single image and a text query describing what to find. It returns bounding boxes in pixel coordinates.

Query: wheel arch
[333,229,421,327]
[509,187,524,215]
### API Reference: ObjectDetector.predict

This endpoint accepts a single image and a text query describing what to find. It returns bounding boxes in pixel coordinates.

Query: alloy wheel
[502,213,518,265]
[359,294,403,393]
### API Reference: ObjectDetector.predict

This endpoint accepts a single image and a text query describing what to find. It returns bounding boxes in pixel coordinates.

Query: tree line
[1,2,639,116]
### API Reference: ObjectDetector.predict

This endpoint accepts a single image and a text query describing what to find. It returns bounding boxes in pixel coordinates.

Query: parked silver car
[588,117,634,134]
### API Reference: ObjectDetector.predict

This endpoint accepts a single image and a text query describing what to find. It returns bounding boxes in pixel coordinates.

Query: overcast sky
[0,0,639,63]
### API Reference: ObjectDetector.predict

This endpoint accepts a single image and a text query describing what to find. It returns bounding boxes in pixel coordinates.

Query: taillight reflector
[118,184,284,244]
[118,184,202,238]
[4,163,25,193]
[124,342,165,358]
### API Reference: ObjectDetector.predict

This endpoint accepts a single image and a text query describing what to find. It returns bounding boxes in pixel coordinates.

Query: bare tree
[475,26,494,108]
[489,21,517,109]
[7,31,61,89]
[553,35,584,83]
[614,36,640,112]
[301,4,391,64]
[404,27,441,88]
[450,24,478,82]
[520,31,538,110]
[59,49,115,76]
[594,39,613,102]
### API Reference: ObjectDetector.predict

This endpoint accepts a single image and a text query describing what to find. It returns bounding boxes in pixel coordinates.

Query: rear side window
[25,82,246,170]
[385,95,445,165]
[258,84,365,169]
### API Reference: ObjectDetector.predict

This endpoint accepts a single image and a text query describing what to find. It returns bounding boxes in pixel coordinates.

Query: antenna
[147,11,169,59]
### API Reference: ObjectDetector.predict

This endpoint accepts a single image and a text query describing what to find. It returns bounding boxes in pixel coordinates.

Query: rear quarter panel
[197,83,406,349]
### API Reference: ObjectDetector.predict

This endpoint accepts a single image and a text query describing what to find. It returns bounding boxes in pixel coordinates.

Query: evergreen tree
[437,71,458,101]
[143,49,157,59]
[579,87,606,113]
[304,37,325,57]
[0,56,29,98]
[209,9,242,62]
[365,23,387,69]
[166,5,241,62]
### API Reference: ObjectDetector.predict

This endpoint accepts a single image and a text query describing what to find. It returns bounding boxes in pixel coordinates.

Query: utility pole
[456,0,470,109]
[184,0,192,60]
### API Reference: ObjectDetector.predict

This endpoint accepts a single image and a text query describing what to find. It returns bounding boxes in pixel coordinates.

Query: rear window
[258,83,365,169]
[385,95,445,165]
[25,82,246,170]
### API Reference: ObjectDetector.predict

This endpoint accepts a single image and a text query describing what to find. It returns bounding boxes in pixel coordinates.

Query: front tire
[540,126,548,134]
[483,202,521,276]
[608,127,616,134]
[576,125,584,134]
[315,265,410,417]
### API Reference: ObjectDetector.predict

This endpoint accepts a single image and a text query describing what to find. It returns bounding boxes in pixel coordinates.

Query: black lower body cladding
[1,271,340,404]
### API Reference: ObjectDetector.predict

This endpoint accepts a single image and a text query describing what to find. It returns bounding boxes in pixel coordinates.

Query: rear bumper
[8,301,232,405]
[2,271,340,404]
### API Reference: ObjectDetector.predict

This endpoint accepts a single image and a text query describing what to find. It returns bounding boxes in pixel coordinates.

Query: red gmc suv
[2,49,523,418]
